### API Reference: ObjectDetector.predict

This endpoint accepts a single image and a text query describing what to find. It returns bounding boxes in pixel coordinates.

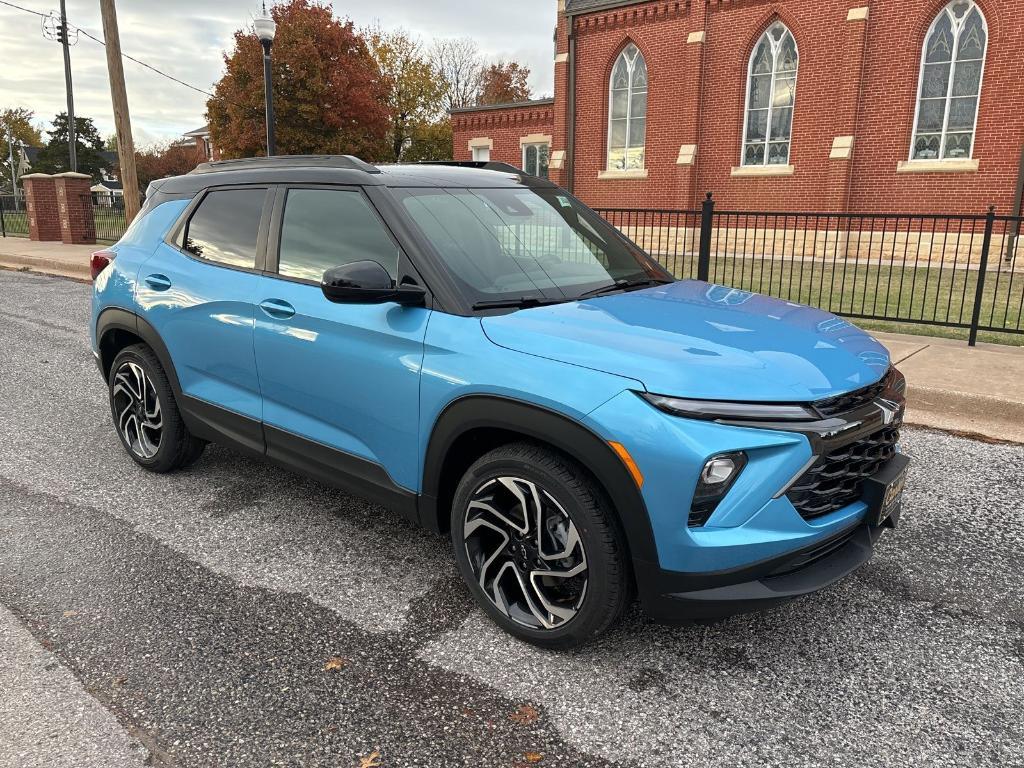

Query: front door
[253,186,429,495]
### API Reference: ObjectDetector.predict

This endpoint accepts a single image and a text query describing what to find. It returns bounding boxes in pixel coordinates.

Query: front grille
[813,369,896,418]
[786,420,902,519]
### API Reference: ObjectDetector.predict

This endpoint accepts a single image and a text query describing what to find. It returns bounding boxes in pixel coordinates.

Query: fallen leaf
[524,752,543,764]
[509,704,540,725]
[324,656,349,672]
[357,749,382,768]
[62,610,78,618]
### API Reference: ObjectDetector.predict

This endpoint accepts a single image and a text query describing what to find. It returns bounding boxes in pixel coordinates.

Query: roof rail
[417,160,526,176]
[190,154,381,175]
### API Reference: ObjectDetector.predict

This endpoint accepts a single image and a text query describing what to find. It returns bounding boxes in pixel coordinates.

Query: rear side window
[277,188,400,283]
[183,188,266,269]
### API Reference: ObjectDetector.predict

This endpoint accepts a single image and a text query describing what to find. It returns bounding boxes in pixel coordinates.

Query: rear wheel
[108,344,206,473]
[450,442,630,649]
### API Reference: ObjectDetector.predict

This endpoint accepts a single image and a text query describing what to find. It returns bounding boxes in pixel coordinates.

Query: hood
[481,281,891,402]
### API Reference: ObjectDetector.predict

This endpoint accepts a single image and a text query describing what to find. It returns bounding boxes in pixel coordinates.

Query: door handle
[259,299,296,319]
[144,273,172,291]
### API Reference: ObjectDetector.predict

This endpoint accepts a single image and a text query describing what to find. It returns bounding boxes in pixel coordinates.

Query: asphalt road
[1,267,1022,768]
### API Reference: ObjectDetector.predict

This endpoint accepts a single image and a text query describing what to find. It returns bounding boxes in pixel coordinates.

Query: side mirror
[321,261,426,306]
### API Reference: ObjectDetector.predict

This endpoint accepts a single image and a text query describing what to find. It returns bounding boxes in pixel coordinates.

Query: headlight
[640,393,817,422]
[690,452,747,527]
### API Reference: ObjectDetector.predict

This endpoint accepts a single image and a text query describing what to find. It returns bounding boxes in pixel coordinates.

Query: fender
[95,307,264,453]
[420,395,658,564]
[96,308,181,396]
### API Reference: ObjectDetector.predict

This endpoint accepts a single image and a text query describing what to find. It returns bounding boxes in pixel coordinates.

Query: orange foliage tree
[477,61,532,106]
[207,0,390,159]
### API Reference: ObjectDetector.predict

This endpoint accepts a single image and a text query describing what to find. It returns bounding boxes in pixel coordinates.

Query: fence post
[698,192,714,282]
[0,198,6,238]
[968,205,996,347]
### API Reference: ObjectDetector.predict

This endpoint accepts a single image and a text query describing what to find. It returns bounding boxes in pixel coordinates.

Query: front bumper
[584,370,908,624]
[635,521,890,623]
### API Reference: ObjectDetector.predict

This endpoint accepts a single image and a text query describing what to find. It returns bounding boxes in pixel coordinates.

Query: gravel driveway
[1,268,1021,768]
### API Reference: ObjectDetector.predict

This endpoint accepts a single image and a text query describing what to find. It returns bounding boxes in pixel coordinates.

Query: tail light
[91,249,116,281]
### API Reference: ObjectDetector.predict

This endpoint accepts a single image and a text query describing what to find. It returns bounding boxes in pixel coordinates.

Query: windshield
[393,187,672,306]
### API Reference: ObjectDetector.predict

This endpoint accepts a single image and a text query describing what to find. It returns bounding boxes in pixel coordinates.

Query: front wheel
[450,442,630,649]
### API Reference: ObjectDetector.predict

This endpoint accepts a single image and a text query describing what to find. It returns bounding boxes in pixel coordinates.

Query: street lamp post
[254,11,277,157]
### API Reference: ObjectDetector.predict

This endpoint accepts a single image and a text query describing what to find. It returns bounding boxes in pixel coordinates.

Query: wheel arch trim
[96,308,183,397]
[420,394,658,563]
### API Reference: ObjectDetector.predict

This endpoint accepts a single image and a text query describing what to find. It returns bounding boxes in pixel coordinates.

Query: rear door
[139,186,270,451]
[253,185,430,495]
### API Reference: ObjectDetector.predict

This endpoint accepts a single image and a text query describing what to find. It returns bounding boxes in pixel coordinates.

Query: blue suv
[92,156,909,648]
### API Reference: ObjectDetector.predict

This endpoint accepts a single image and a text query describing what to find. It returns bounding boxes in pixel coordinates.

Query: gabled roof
[93,179,123,190]
[183,126,210,138]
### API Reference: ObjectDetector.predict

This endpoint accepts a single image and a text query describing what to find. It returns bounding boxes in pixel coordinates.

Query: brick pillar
[20,174,62,241]
[549,0,571,188]
[824,5,871,212]
[677,19,709,207]
[54,172,96,245]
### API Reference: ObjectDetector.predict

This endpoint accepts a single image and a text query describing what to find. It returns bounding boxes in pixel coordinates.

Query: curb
[0,253,91,281]
[904,385,1024,445]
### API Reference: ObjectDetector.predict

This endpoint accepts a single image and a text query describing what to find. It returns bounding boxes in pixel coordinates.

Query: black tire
[450,442,630,649]
[108,344,206,473]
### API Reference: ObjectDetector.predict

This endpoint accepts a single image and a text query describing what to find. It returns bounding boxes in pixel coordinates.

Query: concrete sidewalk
[0,237,95,281]
[2,237,1022,443]
[876,332,1024,443]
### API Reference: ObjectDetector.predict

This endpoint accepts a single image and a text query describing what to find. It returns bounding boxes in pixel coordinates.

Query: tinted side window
[184,188,266,269]
[278,189,400,283]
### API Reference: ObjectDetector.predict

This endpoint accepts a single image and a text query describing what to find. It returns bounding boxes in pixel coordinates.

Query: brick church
[450,0,1023,216]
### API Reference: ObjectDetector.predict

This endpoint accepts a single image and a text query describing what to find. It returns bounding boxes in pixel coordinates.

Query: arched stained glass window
[742,22,798,167]
[911,1,988,161]
[607,43,647,171]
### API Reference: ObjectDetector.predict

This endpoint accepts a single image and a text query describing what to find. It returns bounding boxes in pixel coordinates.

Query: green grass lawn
[655,251,1024,346]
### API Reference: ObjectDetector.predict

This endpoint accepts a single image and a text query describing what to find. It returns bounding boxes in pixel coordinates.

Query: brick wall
[451,0,1022,216]
[451,100,557,172]
[54,173,96,245]
[20,174,61,242]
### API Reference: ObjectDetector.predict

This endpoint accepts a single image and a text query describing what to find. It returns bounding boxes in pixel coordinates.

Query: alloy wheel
[463,476,588,630]
[111,361,163,459]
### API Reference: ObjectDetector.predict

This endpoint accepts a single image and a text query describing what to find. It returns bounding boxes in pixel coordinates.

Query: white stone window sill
[731,165,795,178]
[896,159,979,174]
[598,169,648,180]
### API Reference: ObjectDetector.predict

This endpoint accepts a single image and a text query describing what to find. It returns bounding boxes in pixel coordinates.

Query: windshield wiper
[577,277,671,300]
[471,296,566,311]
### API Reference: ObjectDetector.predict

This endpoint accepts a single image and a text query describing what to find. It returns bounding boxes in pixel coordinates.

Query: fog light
[690,452,748,527]
[701,456,738,485]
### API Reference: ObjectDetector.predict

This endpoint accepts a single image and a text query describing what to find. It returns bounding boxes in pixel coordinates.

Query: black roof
[449,98,554,115]
[565,0,649,13]
[152,155,556,196]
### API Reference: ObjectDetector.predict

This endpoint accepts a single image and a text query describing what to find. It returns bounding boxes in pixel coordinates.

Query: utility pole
[58,0,77,172]
[99,0,141,223]
[5,125,16,198]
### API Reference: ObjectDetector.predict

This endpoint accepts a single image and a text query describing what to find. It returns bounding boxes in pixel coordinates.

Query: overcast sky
[0,0,556,147]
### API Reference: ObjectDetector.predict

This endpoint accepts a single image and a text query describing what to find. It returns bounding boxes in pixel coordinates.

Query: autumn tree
[431,38,484,112]
[135,142,204,189]
[367,27,445,162]
[0,107,43,192]
[208,0,390,160]
[477,61,532,106]
[32,113,109,180]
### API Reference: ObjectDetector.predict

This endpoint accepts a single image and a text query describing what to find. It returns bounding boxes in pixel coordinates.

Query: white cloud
[0,0,556,148]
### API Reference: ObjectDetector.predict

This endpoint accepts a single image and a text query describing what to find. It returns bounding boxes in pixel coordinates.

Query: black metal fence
[596,195,1023,345]
[0,194,129,242]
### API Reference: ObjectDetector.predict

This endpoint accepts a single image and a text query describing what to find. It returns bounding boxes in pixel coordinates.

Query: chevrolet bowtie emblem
[876,398,902,426]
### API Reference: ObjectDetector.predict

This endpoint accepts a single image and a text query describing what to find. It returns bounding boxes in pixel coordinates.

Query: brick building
[451,0,1024,216]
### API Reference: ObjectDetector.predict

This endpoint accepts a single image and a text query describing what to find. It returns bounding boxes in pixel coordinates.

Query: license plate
[861,453,911,528]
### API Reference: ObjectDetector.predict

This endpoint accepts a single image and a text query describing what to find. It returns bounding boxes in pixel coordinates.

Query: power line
[0,0,224,103]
